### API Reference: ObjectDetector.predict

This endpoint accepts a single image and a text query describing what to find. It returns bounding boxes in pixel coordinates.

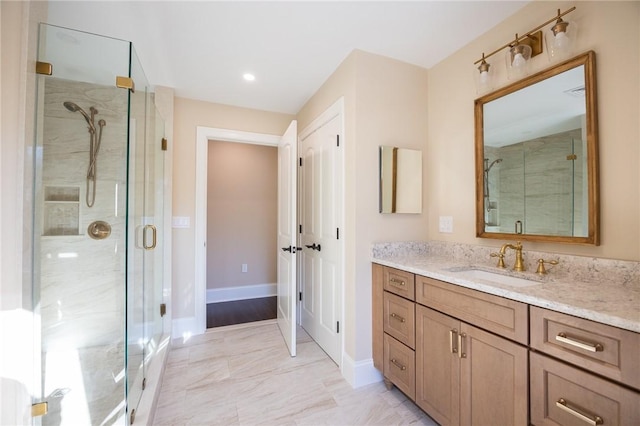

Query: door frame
[194,127,281,333]
[297,97,346,368]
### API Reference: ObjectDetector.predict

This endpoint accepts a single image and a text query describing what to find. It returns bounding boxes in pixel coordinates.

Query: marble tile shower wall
[372,241,640,287]
[496,129,584,236]
[39,78,128,420]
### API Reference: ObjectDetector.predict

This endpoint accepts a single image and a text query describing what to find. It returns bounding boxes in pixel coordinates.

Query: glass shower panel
[33,24,130,425]
[126,47,149,422]
[523,136,575,236]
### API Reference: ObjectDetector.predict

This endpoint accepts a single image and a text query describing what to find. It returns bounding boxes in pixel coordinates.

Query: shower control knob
[88,220,111,240]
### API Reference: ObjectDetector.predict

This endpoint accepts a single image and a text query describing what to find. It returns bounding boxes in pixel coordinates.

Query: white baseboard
[341,353,383,388]
[171,316,203,341]
[206,283,276,303]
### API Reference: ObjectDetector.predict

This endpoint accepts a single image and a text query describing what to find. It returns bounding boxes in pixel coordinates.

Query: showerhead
[63,101,95,131]
[485,158,503,172]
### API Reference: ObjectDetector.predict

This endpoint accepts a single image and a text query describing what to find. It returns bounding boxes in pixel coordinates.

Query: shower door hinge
[160,303,167,317]
[161,138,168,151]
[35,61,53,76]
[566,154,577,160]
[116,76,135,93]
[31,402,48,417]
[130,408,136,424]
[337,321,340,333]
[142,378,147,390]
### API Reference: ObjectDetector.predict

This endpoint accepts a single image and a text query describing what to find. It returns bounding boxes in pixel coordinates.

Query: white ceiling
[47,1,529,114]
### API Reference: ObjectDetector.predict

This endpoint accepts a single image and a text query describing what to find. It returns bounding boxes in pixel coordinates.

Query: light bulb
[512,53,526,68]
[479,70,489,85]
[553,31,570,49]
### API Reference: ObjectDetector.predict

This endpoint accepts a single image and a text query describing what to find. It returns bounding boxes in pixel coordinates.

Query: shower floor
[206,296,276,328]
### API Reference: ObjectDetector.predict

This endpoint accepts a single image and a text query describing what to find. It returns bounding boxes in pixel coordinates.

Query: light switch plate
[439,216,453,233]
[172,216,190,228]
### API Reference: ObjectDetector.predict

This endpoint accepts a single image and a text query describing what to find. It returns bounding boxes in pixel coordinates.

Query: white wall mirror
[475,51,599,244]
[379,146,422,214]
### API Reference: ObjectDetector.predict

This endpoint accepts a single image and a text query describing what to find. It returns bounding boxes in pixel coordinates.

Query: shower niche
[43,186,81,236]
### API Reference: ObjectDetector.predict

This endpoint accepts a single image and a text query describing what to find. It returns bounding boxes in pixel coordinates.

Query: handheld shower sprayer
[63,101,107,207]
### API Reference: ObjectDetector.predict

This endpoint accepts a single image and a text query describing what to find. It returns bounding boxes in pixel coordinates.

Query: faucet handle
[536,258,559,275]
[490,252,506,268]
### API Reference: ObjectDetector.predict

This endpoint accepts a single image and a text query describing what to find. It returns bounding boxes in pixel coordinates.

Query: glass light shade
[505,43,532,80]
[475,60,493,95]
[545,18,576,62]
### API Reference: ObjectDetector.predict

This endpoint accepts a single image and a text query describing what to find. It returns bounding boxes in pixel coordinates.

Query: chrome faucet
[491,241,525,271]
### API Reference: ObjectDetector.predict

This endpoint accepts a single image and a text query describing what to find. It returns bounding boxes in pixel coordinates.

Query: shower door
[32,24,165,425]
[126,48,165,424]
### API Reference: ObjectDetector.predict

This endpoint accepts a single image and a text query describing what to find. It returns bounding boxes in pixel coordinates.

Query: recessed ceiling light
[243,73,256,82]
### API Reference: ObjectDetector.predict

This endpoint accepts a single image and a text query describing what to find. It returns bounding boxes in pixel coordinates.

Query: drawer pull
[449,329,458,353]
[390,358,407,371]
[556,398,603,425]
[458,332,467,359]
[556,333,604,352]
[390,278,406,287]
[390,313,406,323]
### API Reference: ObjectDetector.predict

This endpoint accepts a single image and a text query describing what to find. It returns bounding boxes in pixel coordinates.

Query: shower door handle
[143,225,157,250]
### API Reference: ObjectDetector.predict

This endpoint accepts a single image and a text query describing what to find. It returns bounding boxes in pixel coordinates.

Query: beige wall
[207,141,277,290]
[297,50,429,362]
[172,98,293,318]
[427,0,640,261]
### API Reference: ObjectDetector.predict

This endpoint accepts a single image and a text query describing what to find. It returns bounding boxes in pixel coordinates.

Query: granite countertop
[372,252,640,333]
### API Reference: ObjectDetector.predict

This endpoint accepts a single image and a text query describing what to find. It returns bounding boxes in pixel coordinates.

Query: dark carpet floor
[206,296,277,328]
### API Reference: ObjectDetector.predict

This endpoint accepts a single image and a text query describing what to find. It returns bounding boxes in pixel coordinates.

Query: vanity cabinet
[530,306,640,425]
[415,278,528,426]
[372,262,639,425]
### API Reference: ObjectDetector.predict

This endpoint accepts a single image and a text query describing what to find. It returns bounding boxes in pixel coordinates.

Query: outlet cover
[241,263,248,273]
[439,216,453,233]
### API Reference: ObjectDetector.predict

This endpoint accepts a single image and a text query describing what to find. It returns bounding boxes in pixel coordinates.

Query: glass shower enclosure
[31,24,166,425]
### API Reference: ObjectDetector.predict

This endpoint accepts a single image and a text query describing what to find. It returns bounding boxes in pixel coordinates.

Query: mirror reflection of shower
[484,158,502,226]
[63,101,106,207]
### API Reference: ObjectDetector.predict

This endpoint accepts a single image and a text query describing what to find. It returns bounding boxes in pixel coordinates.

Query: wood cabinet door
[459,322,529,426]
[415,305,460,426]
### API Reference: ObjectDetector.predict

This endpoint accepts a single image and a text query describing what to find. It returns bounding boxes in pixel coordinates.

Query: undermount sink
[445,267,542,288]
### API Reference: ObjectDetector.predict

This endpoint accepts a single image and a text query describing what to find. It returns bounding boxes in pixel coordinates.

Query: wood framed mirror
[475,51,599,244]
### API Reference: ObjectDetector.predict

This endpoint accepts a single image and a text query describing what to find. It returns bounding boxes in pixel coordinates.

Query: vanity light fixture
[473,6,576,86]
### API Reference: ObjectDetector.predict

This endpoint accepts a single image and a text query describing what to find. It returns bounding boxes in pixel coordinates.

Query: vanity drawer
[530,352,640,426]
[383,291,415,349]
[530,306,640,390]
[384,333,415,400]
[383,266,415,301]
[416,275,528,344]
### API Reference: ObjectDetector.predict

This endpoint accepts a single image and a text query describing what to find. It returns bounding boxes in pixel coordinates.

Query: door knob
[281,246,292,252]
[304,243,322,251]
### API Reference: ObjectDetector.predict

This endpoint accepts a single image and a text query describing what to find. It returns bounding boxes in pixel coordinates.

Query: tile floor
[153,320,437,425]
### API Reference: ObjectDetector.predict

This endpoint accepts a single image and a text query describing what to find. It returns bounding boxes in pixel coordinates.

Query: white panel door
[300,113,342,365]
[277,120,298,357]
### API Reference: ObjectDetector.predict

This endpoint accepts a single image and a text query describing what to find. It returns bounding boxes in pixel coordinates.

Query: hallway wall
[206,141,277,298]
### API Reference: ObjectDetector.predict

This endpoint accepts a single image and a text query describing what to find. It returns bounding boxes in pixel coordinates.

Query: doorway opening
[206,140,278,328]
